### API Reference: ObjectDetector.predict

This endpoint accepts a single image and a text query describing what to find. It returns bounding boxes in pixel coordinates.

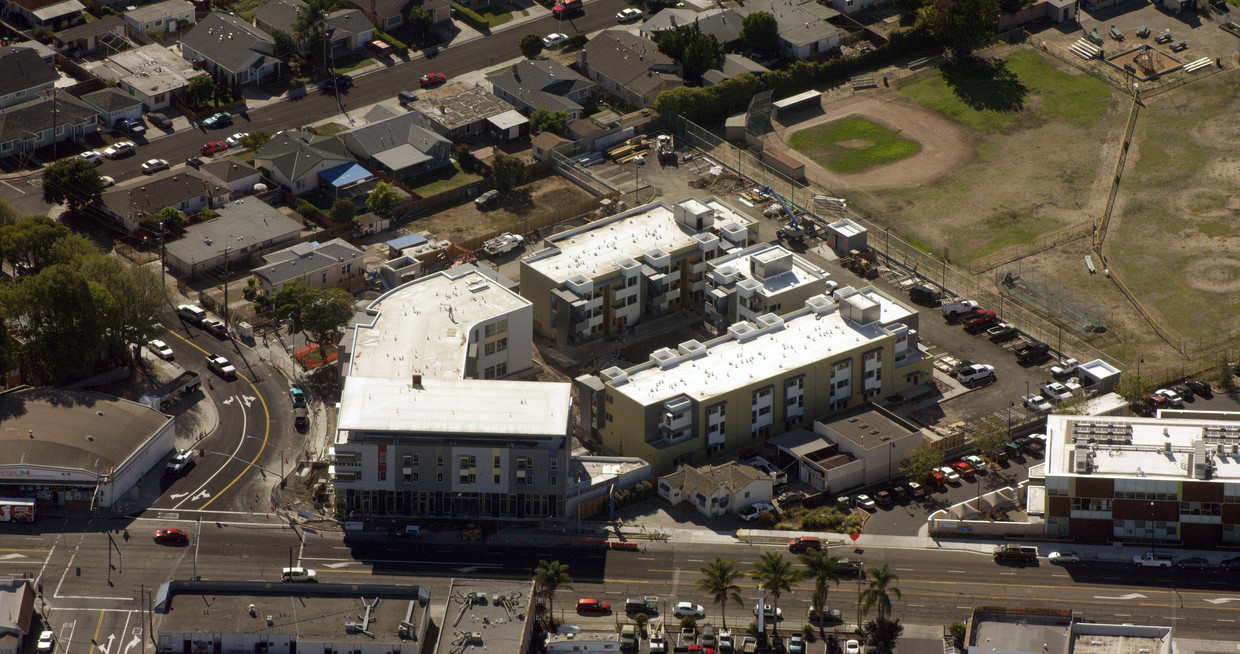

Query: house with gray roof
[349,0,449,30]
[254,0,373,53]
[731,0,841,59]
[179,12,281,86]
[253,237,366,294]
[0,91,97,159]
[99,168,230,233]
[410,85,518,139]
[253,129,355,195]
[339,111,451,181]
[123,0,195,35]
[657,462,773,518]
[52,14,126,55]
[164,197,304,277]
[702,53,769,86]
[578,30,682,108]
[80,87,144,129]
[488,59,596,120]
[638,7,742,45]
[198,156,262,197]
[87,43,195,110]
[0,46,58,110]
[4,0,84,31]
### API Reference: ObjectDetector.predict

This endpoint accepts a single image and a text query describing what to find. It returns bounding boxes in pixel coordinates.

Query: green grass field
[409,162,483,197]
[787,118,921,174]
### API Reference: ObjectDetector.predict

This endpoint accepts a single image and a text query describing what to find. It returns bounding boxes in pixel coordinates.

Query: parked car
[986,323,1018,342]
[1133,552,1173,568]
[576,598,610,614]
[200,317,227,338]
[935,466,961,484]
[958,363,996,384]
[673,602,706,618]
[738,502,775,521]
[1172,383,1196,402]
[100,175,115,187]
[475,189,500,208]
[753,604,782,620]
[844,640,861,654]
[875,490,893,505]
[319,74,353,91]
[777,490,807,505]
[1040,381,1073,403]
[226,132,250,148]
[420,72,446,87]
[906,480,925,496]
[78,150,103,165]
[926,469,948,488]
[542,32,568,48]
[853,494,877,511]
[1176,557,1211,569]
[836,559,865,576]
[141,158,170,174]
[1154,388,1185,407]
[147,339,174,360]
[1185,379,1212,397]
[1221,556,1240,570]
[281,567,317,582]
[153,528,188,544]
[1050,358,1080,378]
[908,284,942,306]
[1015,340,1050,362]
[940,299,980,319]
[186,156,204,169]
[788,537,821,552]
[890,483,910,501]
[201,141,228,155]
[117,117,146,135]
[616,7,642,21]
[1022,393,1053,412]
[202,112,232,129]
[1048,551,1080,564]
[835,495,851,510]
[961,310,997,330]
[398,90,418,104]
[289,386,306,407]
[147,112,172,129]
[167,449,194,473]
[993,544,1039,565]
[103,141,136,159]
[36,631,53,654]
[1143,393,1170,410]
[949,461,976,480]
[807,605,843,624]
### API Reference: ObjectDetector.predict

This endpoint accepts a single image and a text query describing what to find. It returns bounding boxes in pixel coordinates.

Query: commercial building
[432,580,534,654]
[577,286,930,474]
[331,267,571,521]
[764,404,924,492]
[1043,412,1240,545]
[704,243,830,330]
[0,387,175,508]
[520,197,757,345]
[962,606,1170,654]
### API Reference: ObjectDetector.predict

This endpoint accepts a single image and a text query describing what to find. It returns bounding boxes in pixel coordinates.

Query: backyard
[403,175,592,243]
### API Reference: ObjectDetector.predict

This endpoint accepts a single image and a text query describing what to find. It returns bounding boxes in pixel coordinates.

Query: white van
[177,304,207,324]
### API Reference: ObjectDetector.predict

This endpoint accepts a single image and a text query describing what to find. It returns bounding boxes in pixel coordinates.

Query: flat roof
[816,404,920,451]
[605,287,915,406]
[347,268,530,381]
[568,456,650,492]
[433,579,533,654]
[0,387,171,478]
[971,614,1069,654]
[525,198,755,284]
[1047,413,1240,482]
[336,377,571,437]
[709,244,826,297]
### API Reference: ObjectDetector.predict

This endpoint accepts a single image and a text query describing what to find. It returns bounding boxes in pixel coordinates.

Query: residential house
[657,462,772,518]
[179,13,281,86]
[702,53,769,86]
[87,43,197,110]
[318,162,376,201]
[0,46,58,111]
[0,91,98,159]
[0,579,34,654]
[638,7,742,45]
[252,238,366,294]
[411,85,517,140]
[123,0,196,36]
[98,168,230,233]
[197,156,263,197]
[488,59,596,121]
[8,41,55,64]
[253,129,355,195]
[530,131,570,161]
[254,0,373,54]
[163,198,303,277]
[578,30,682,108]
[339,111,451,182]
[80,87,144,129]
[731,0,841,59]
[354,212,389,236]
[2,0,84,31]
[349,0,449,30]
[52,15,127,55]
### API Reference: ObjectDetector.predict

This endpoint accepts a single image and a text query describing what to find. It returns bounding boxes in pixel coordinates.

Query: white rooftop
[605,288,916,405]
[709,244,826,296]
[1046,413,1240,482]
[525,198,754,284]
[347,268,529,381]
[337,376,571,437]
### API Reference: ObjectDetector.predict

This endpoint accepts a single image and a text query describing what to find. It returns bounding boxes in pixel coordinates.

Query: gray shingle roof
[326,8,371,36]
[489,59,593,115]
[81,87,142,113]
[99,169,227,221]
[583,30,682,97]
[199,157,259,182]
[252,0,303,34]
[164,197,303,264]
[340,111,449,160]
[0,92,97,143]
[702,53,769,85]
[661,462,768,500]
[255,130,353,182]
[347,0,409,20]
[53,14,125,42]
[125,0,194,24]
[0,46,58,98]
[732,0,840,48]
[639,7,742,43]
[254,237,365,287]
[180,13,275,73]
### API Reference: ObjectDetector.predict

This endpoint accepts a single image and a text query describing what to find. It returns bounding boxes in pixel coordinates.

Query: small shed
[824,218,867,254]
[487,109,528,141]
[725,113,746,143]
[385,232,428,258]
[760,148,805,182]
[1079,359,1122,394]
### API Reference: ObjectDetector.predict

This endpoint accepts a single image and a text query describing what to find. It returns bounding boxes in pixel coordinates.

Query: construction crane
[762,186,807,241]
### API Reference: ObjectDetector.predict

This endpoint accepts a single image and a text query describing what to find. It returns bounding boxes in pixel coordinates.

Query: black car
[1185,379,1212,397]
[836,559,865,576]
[1171,383,1195,401]
[186,156,203,169]
[953,360,976,375]
[147,112,173,129]
[1129,400,1155,417]
[1220,556,1240,570]
[891,483,911,501]
[908,284,942,306]
[1177,557,1211,569]
[320,74,353,91]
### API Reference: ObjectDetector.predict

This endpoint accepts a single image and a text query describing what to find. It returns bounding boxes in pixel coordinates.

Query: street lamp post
[1137,357,1144,380]
[1007,401,1015,439]
[1149,501,1156,556]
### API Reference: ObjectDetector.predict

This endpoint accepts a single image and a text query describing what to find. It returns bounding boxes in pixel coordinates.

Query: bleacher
[1069,38,1102,60]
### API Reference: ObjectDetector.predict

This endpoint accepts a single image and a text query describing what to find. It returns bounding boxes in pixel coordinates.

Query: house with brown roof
[0,578,34,654]
[657,461,773,518]
[578,30,682,108]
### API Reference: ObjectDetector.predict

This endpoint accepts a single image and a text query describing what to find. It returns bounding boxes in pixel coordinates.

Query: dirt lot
[400,175,593,243]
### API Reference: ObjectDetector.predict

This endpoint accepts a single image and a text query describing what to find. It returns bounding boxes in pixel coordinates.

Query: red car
[201,141,228,155]
[927,469,947,488]
[949,461,976,480]
[153,528,188,544]
[420,72,446,88]
[575,598,610,614]
[961,310,997,329]
[788,536,822,552]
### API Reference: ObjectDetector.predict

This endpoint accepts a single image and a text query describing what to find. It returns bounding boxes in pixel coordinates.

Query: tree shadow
[940,56,1028,113]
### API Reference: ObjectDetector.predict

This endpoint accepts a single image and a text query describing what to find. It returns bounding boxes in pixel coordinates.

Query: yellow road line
[165,330,272,511]
[0,548,50,553]
[88,610,104,654]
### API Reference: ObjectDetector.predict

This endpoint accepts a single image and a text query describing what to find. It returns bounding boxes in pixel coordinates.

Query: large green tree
[366,182,401,215]
[695,557,743,630]
[407,5,432,39]
[749,552,800,633]
[922,0,1000,58]
[519,33,543,59]
[657,23,721,84]
[866,618,904,654]
[971,418,1009,462]
[270,281,354,351]
[861,564,901,622]
[898,445,942,487]
[798,549,841,636]
[740,11,778,53]
[489,153,526,194]
[293,0,333,70]
[0,216,71,276]
[6,265,104,385]
[1116,374,1154,402]
[143,206,187,233]
[529,108,568,135]
[41,158,103,212]
[532,559,573,619]
[329,198,355,224]
[186,75,216,108]
[81,255,166,360]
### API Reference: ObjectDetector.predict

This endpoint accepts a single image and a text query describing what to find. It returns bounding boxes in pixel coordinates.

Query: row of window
[344,489,563,519]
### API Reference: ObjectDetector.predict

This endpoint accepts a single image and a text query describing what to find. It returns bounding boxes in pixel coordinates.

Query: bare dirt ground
[769,93,972,191]
[402,175,592,242]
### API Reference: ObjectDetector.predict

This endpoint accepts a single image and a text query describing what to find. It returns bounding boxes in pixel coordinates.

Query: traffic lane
[96,0,632,183]
[322,535,611,581]
[0,174,50,217]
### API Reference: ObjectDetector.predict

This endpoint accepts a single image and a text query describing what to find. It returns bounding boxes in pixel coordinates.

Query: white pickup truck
[483,232,524,256]
[1051,358,1080,378]
[941,300,980,318]
[1133,552,1173,567]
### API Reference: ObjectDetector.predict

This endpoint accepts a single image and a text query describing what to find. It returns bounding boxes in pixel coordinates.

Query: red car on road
[153,528,188,544]
[788,536,822,552]
[575,598,610,614]
[420,72,446,87]
[201,141,228,155]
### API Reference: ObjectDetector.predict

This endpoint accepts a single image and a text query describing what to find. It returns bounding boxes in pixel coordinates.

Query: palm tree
[861,563,902,622]
[749,552,800,632]
[533,559,573,621]
[696,557,744,629]
[798,549,841,635]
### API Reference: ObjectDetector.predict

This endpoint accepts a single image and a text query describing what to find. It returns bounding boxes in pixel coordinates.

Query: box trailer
[0,499,35,522]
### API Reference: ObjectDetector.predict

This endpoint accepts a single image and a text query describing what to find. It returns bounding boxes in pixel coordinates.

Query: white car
[36,631,54,653]
[1154,388,1185,407]
[963,455,987,471]
[853,494,877,511]
[753,604,782,620]
[141,158,169,174]
[1040,381,1072,403]
[281,567,317,581]
[166,449,194,473]
[226,132,250,148]
[103,141,136,159]
[206,353,236,378]
[844,640,861,654]
[957,363,995,384]
[936,466,961,483]
[1021,393,1052,412]
[616,7,642,22]
[737,502,774,521]
[78,150,103,165]
[542,32,568,48]
[673,601,705,618]
[1048,551,1080,564]
[1133,552,1173,568]
[100,175,115,187]
[147,339,174,360]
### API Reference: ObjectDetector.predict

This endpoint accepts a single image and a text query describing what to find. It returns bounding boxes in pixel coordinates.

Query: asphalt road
[91,0,631,186]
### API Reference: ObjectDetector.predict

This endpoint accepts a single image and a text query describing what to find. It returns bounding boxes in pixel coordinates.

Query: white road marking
[948,570,967,574]
[1093,593,1145,600]
[57,595,135,601]
[638,557,655,561]
[169,493,188,501]
[1114,614,1131,617]
[894,567,915,571]
[1205,597,1240,604]
[999,572,1017,576]
[53,536,82,599]
[322,561,361,569]
[687,559,704,562]
[1217,619,1236,623]
[173,395,251,510]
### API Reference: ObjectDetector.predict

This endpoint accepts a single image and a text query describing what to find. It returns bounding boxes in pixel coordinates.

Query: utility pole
[222,246,230,329]
[51,87,58,161]
[193,514,201,580]
[159,221,167,290]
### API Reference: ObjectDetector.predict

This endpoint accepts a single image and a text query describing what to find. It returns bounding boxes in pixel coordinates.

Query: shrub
[1217,359,1236,391]
[375,31,408,57]
[679,616,696,630]
[801,624,815,640]
[296,199,324,221]
[747,619,760,636]
[564,33,587,49]
[451,3,489,30]
[949,621,966,649]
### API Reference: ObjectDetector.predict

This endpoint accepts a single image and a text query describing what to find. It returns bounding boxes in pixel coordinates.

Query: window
[1070,498,1110,511]
[494,473,501,484]
[494,455,501,467]
[378,471,386,481]
[402,471,412,482]
[1180,501,1221,516]
[550,458,557,470]
[436,473,443,482]
[379,452,387,465]
[550,476,557,486]
[627,276,637,287]
[436,454,444,467]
